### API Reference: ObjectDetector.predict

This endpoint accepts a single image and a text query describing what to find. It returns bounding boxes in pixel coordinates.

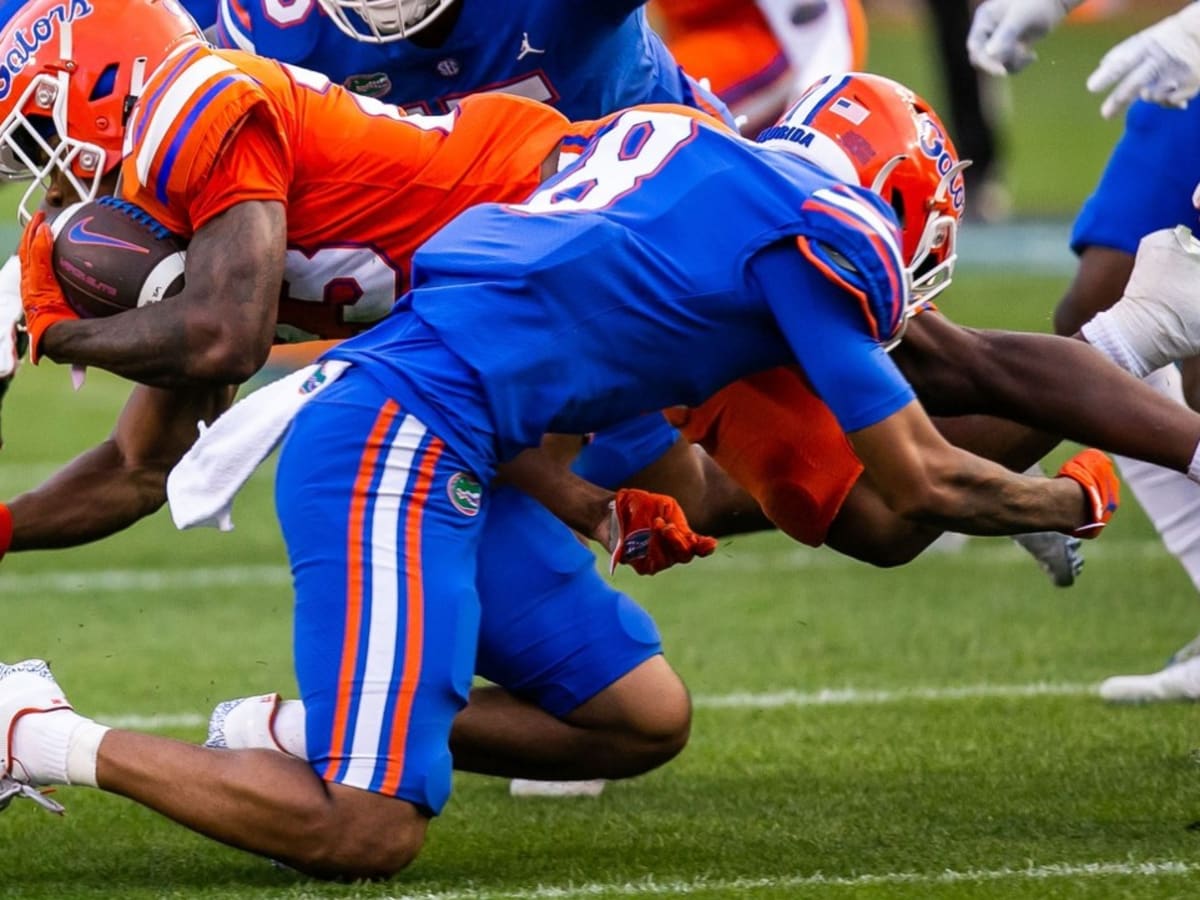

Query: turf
[2,10,1199,900]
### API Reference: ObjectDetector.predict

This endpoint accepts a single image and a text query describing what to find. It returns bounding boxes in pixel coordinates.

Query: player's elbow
[875,467,958,527]
[183,316,271,383]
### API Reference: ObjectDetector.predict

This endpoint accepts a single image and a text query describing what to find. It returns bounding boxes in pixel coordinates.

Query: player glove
[967,0,1083,75]
[1055,449,1119,539]
[608,487,718,576]
[18,211,78,365]
[1087,4,1200,119]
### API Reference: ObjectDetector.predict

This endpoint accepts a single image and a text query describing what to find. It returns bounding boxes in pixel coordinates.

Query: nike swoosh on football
[67,217,150,254]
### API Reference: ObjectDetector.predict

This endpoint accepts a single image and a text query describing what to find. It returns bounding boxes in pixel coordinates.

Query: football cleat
[1011,531,1084,587]
[0,775,64,815]
[509,778,607,798]
[1100,635,1200,703]
[206,694,307,758]
[1099,657,1200,703]
[0,659,72,814]
[206,694,281,751]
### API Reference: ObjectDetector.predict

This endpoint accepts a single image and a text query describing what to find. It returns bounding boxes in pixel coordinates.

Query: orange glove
[1056,448,1120,538]
[608,487,718,575]
[18,210,78,364]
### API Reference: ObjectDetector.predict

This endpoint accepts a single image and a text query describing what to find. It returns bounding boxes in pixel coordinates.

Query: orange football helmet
[0,0,204,221]
[758,72,969,308]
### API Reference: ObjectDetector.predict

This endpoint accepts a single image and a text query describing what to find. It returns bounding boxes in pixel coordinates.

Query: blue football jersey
[324,110,913,479]
[214,0,732,123]
[180,0,217,28]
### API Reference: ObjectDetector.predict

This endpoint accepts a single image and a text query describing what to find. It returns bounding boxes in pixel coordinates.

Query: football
[49,197,187,318]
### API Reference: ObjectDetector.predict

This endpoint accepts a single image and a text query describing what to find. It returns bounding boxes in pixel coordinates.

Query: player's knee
[621,661,692,772]
[578,655,692,776]
[286,789,427,880]
[648,673,692,763]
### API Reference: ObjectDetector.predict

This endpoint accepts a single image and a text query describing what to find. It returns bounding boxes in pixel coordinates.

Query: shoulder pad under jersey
[122,47,274,211]
[794,184,910,345]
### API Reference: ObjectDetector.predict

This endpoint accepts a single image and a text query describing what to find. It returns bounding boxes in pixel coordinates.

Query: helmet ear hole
[89,64,119,102]
[889,190,906,230]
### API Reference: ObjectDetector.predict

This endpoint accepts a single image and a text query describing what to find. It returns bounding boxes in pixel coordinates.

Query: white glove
[1087,4,1200,119]
[967,0,1082,76]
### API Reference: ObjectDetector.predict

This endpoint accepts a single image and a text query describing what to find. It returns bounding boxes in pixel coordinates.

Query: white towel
[167,360,350,531]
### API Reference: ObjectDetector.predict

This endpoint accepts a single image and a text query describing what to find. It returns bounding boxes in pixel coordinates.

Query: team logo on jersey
[344,72,392,99]
[298,364,330,395]
[0,0,94,101]
[517,32,545,61]
[436,58,460,77]
[447,472,482,517]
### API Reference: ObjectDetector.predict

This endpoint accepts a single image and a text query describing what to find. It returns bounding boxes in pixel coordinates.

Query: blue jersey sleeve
[578,0,647,23]
[751,241,915,434]
[571,414,681,489]
[179,0,217,28]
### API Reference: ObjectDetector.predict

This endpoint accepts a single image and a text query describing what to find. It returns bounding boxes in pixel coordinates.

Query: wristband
[0,502,14,558]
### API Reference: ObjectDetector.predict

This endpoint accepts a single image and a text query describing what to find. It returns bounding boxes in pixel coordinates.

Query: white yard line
[286,860,1200,899]
[0,538,1172,594]
[101,681,1100,731]
[692,681,1097,708]
[0,564,291,593]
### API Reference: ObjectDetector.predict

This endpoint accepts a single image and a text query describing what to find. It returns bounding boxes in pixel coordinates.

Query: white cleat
[206,694,307,758]
[1100,638,1200,703]
[1011,531,1084,587]
[0,659,71,814]
[509,778,607,798]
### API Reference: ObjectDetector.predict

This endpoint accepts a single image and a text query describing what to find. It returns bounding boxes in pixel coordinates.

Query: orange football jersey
[119,45,573,340]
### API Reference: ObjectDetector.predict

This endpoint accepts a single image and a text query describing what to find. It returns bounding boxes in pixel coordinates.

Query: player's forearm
[971,329,1200,471]
[897,317,1200,472]
[497,444,614,545]
[890,448,1088,536]
[38,201,283,388]
[37,307,265,388]
[7,441,167,550]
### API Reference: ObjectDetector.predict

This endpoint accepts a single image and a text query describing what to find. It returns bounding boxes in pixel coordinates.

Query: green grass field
[2,9,1200,900]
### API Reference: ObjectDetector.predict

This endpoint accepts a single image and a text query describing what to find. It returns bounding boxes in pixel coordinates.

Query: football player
[570,74,1200,576]
[968,0,1200,700]
[1,63,1124,877]
[212,0,733,124]
[0,0,717,845]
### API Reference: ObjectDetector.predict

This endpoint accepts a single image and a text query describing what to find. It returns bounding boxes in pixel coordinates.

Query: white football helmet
[316,0,458,42]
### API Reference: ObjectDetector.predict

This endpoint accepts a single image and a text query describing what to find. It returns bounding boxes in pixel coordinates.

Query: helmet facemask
[0,72,107,224]
[873,156,971,311]
[317,0,456,43]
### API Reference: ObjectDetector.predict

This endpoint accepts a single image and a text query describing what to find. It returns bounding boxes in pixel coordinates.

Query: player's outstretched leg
[1081,227,1200,379]
[206,657,690,790]
[2,660,428,878]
